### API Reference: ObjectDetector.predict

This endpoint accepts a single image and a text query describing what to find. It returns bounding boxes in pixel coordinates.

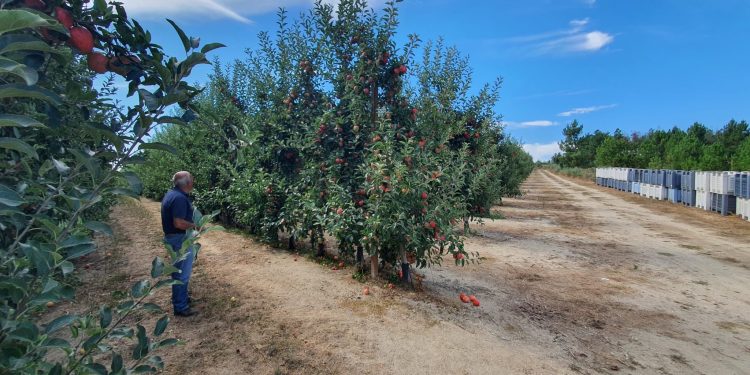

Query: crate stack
[732,172,749,221]
[680,171,696,207]
[639,169,667,200]
[695,172,710,210]
[596,167,632,192]
[666,170,682,203]
[594,167,749,221]
[630,169,643,195]
[708,172,736,216]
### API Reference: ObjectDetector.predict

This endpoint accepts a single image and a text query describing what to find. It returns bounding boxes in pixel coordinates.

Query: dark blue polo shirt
[161,187,193,235]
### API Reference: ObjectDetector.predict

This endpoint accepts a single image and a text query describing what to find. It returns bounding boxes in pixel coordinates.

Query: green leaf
[59,260,74,276]
[131,280,150,298]
[84,221,113,236]
[201,42,225,54]
[0,33,61,55]
[154,315,169,336]
[148,356,164,370]
[94,0,108,12]
[142,303,163,313]
[63,242,96,260]
[0,183,24,206]
[84,363,107,375]
[0,114,44,128]
[48,364,63,375]
[133,365,157,373]
[111,353,124,373]
[41,337,70,349]
[166,19,191,53]
[122,171,143,195]
[0,83,62,105]
[0,56,38,85]
[60,235,96,260]
[178,52,208,77]
[156,116,187,126]
[20,242,54,276]
[0,137,38,159]
[60,235,94,249]
[155,338,180,349]
[155,278,181,289]
[151,257,164,278]
[44,314,79,334]
[0,9,67,36]
[99,305,112,328]
[140,142,177,155]
[51,158,70,174]
[138,89,159,111]
[132,324,149,360]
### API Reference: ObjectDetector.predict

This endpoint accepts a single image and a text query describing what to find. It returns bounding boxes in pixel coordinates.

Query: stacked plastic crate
[592,167,748,221]
[709,172,736,216]
[630,169,642,195]
[666,170,682,203]
[733,172,749,221]
[695,171,710,210]
[680,171,696,207]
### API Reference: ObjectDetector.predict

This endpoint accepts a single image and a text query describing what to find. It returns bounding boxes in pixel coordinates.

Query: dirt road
[79,169,750,374]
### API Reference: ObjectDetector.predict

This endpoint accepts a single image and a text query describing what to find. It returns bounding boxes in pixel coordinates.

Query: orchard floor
[72,169,750,374]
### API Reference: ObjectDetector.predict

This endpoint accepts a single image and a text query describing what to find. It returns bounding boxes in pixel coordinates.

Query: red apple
[87,52,108,74]
[68,26,94,54]
[23,0,46,10]
[421,192,428,200]
[54,7,74,29]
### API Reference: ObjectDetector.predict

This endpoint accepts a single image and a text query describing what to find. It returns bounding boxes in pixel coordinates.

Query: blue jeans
[164,233,194,313]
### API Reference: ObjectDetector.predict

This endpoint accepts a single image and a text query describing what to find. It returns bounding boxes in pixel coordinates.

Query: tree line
[552,119,750,171]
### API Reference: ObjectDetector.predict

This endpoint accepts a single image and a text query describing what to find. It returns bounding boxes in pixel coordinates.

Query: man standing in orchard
[161,171,199,317]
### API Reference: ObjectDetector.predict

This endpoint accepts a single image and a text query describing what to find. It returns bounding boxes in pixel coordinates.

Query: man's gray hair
[173,171,192,188]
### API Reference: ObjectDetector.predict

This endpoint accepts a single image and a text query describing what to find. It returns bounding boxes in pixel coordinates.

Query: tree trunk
[370,255,378,279]
[356,245,364,269]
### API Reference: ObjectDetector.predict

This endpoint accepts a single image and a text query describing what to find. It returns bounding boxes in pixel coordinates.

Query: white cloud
[500,120,559,128]
[570,18,590,28]
[579,31,614,51]
[584,0,596,5]
[520,120,558,127]
[504,18,614,55]
[523,142,561,162]
[119,0,385,23]
[558,104,617,117]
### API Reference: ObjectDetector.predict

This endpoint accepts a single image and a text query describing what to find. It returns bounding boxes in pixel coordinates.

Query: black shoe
[174,308,199,317]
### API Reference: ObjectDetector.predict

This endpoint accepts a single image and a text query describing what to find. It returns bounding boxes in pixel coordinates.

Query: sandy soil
[65,169,750,375]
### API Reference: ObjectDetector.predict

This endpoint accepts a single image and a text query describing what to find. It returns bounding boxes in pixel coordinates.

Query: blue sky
[118,0,750,161]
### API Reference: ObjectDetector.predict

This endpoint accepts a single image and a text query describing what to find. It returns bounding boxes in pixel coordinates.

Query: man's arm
[173,217,197,230]
[171,198,197,230]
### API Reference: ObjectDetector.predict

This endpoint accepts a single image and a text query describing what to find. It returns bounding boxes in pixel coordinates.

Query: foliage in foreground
[0,1,221,373]
[132,0,534,275]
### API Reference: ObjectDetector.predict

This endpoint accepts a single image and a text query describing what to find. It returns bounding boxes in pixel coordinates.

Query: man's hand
[174,218,197,231]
